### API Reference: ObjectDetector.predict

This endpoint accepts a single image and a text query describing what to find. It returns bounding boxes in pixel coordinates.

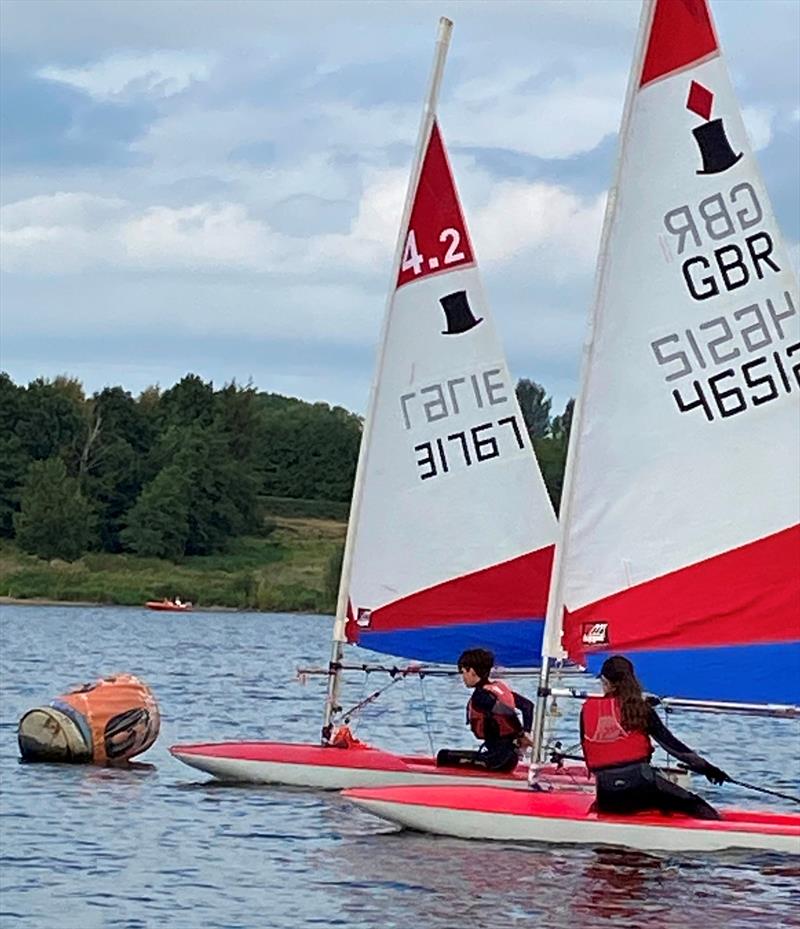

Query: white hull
[349,795,800,855]
[170,741,689,792]
[171,750,548,791]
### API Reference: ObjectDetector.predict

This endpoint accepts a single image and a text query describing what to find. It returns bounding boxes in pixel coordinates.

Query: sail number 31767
[415,416,526,480]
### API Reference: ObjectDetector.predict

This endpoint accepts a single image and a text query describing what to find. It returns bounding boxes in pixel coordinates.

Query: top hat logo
[439,290,483,335]
[686,81,742,175]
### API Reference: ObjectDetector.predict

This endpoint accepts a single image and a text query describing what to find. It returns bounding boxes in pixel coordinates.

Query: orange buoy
[18,673,160,765]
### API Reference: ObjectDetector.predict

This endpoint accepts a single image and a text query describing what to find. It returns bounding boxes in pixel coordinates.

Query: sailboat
[344,0,800,852]
[170,18,577,791]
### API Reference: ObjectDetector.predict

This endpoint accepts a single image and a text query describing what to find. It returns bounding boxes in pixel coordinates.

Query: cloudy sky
[1,0,798,414]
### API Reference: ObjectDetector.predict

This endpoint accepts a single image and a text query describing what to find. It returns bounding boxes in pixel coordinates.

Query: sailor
[580,655,730,820]
[436,647,533,772]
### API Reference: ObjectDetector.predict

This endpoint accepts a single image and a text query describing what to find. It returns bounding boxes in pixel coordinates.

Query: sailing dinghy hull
[169,741,595,791]
[170,741,689,791]
[344,785,800,855]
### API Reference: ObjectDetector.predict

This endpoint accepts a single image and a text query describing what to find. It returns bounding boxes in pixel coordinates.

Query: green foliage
[14,377,85,463]
[159,374,215,429]
[323,543,345,611]
[259,395,361,502]
[533,398,574,513]
[0,520,342,612]
[515,379,552,441]
[0,371,574,565]
[14,458,94,561]
[121,465,190,559]
[0,436,29,537]
[260,496,350,521]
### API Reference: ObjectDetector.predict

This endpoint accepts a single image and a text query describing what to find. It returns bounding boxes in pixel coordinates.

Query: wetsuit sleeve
[513,691,534,731]
[646,707,709,773]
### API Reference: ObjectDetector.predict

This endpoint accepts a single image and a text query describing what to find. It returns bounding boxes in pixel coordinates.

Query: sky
[1,0,798,416]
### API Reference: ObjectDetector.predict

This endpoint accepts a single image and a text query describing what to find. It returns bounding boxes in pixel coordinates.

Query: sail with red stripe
[342,116,557,666]
[550,0,800,702]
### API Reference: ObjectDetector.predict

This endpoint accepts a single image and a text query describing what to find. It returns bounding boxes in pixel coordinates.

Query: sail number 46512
[401,228,466,276]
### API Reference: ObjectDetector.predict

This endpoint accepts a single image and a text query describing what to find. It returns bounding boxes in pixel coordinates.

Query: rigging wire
[418,673,437,758]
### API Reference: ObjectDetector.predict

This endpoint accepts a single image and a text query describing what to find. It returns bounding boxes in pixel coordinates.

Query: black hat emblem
[439,290,483,335]
[686,81,742,176]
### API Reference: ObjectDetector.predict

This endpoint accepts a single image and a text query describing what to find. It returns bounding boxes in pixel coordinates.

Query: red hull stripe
[348,545,554,639]
[563,525,800,666]
[640,0,718,88]
[344,785,800,835]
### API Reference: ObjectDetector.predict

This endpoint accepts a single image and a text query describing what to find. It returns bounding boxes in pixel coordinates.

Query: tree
[81,387,155,551]
[158,374,215,430]
[534,398,575,513]
[516,379,552,441]
[551,398,574,444]
[120,465,190,559]
[0,436,29,537]
[15,377,85,463]
[259,396,361,502]
[0,374,30,536]
[14,458,94,560]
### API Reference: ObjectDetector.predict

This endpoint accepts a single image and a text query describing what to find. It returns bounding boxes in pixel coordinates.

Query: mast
[321,17,454,742]
[530,0,656,764]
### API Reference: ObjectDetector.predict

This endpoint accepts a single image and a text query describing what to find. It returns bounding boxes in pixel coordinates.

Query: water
[1,605,798,929]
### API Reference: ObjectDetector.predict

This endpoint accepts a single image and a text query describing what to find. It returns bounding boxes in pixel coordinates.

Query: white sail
[547,0,800,704]
[334,24,558,672]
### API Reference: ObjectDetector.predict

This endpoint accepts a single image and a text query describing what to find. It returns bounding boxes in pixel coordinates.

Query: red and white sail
[547,0,800,702]
[336,25,557,668]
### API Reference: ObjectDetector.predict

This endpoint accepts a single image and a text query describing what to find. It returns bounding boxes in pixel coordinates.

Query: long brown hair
[600,656,649,732]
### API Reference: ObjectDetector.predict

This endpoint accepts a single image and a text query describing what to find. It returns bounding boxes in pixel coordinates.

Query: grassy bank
[0,516,345,613]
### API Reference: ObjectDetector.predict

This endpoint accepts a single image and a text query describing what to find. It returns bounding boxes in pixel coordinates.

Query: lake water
[0,605,798,929]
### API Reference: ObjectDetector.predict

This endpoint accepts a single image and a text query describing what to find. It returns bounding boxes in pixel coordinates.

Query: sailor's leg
[435,748,486,769]
[651,770,721,820]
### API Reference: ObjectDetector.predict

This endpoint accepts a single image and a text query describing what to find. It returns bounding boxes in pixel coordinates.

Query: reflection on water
[1,605,797,929]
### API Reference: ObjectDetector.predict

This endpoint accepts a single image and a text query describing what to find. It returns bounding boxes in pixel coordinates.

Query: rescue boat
[145,600,192,612]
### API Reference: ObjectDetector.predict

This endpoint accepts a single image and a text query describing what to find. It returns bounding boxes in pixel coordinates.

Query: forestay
[343,121,558,666]
[555,0,800,702]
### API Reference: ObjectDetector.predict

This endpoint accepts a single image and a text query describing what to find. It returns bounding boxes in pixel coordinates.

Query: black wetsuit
[437,684,534,773]
[582,707,721,820]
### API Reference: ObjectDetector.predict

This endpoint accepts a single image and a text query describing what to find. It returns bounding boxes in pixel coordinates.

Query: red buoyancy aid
[580,695,652,771]
[468,679,522,741]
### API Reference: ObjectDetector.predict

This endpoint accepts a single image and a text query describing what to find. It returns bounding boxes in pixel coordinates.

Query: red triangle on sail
[640,0,718,88]
[397,121,474,289]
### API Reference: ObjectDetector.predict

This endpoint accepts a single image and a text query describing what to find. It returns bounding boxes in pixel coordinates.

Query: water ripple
[1,605,798,929]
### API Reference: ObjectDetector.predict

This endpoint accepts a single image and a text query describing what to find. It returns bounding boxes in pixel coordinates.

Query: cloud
[38,51,215,100]
[472,181,604,274]
[1,165,603,286]
[741,106,775,152]
[1,0,796,414]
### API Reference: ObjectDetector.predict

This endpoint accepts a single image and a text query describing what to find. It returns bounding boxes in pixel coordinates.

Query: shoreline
[0,596,327,615]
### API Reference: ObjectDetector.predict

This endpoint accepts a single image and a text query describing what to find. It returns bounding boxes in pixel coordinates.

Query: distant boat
[145,599,192,612]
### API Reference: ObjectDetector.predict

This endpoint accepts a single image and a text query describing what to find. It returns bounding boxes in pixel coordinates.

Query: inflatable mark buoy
[18,673,160,765]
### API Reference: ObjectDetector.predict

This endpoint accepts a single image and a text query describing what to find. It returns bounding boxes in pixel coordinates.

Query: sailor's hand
[703,763,730,785]
[516,733,534,750]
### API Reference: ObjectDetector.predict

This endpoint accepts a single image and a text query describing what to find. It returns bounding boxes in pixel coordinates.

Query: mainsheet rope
[339,668,439,757]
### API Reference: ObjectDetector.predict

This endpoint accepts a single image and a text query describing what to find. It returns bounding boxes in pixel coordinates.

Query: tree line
[0,373,572,563]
